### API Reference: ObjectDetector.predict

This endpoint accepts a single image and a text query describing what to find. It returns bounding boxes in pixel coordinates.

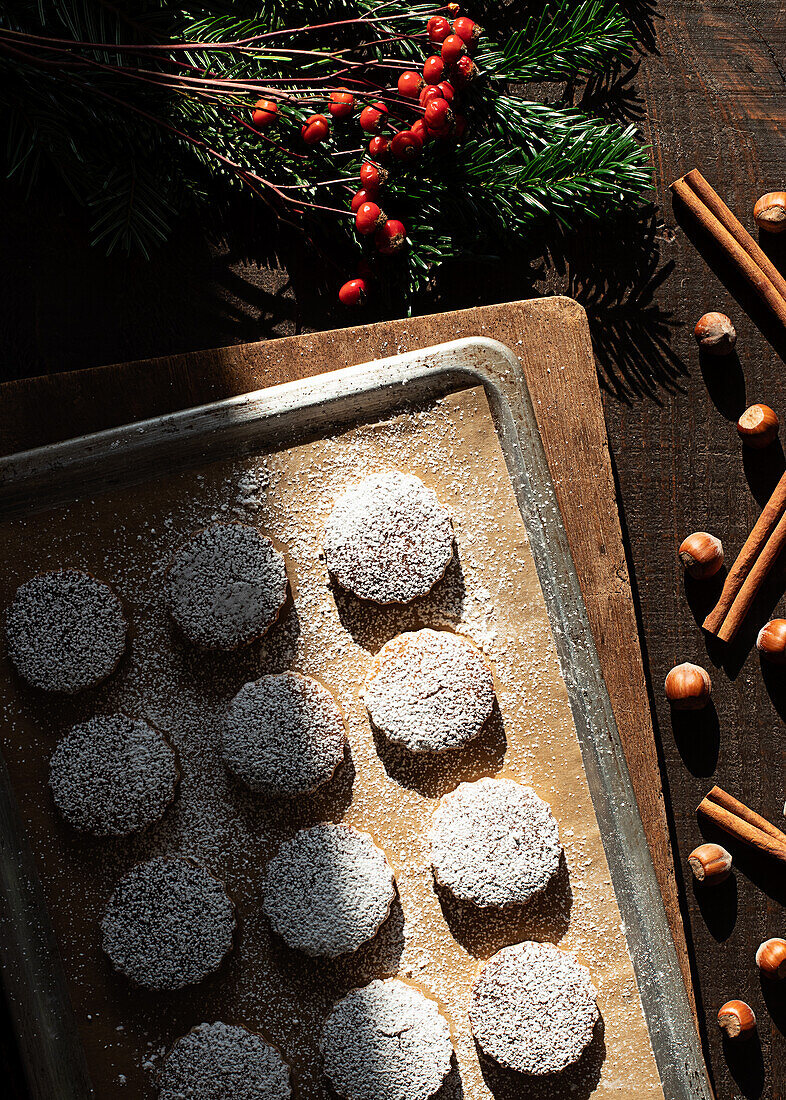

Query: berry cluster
[342,10,480,305]
[249,6,482,307]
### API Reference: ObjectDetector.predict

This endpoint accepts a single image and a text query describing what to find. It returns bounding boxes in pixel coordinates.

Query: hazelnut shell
[678,532,724,579]
[694,312,737,355]
[754,192,786,234]
[756,938,786,980]
[757,619,786,664]
[737,404,779,448]
[665,663,712,710]
[688,842,732,884]
[717,1000,756,1040]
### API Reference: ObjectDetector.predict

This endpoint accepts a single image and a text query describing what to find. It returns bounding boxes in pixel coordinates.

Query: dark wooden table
[3,3,786,1098]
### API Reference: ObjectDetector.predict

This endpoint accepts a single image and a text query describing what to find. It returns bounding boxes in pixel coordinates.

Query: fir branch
[0,0,651,302]
[453,130,650,226]
[87,161,175,258]
[478,0,634,82]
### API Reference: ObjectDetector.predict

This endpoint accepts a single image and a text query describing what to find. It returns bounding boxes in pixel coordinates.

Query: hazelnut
[756,938,786,980]
[737,403,779,448]
[754,192,786,234]
[688,842,732,884]
[756,619,786,664]
[717,1000,756,1040]
[678,532,724,579]
[694,312,737,355]
[665,663,712,710]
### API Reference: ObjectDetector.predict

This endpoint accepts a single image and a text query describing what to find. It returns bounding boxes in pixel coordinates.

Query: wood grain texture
[4,3,786,1096]
[593,6,786,1100]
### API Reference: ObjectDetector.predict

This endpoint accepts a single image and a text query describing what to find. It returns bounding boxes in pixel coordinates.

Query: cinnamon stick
[703,470,786,636]
[684,170,786,306]
[698,789,786,864]
[705,785,786,845]
[670,175,786,332]
[717,506,786,642]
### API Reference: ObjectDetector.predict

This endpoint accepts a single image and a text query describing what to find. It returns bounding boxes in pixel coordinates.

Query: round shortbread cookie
[323,472,453,604]
[429,777,562,907]
[470,941,599,1076]
[321,978,453,1100]
[363,629,495,753]
[222,673,345,797]
[166,522,288,649]
[4,569,127,694]
[158,1022,291,1100]
[262,824,396,958]
[101,856,235,990]
[49,713,178,837]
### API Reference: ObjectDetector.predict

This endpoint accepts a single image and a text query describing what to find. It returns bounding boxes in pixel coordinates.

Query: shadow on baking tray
[476,1016,605,1100]
[432,851,572,958]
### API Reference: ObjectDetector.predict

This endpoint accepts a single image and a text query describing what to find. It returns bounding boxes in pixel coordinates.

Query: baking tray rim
[0,336,710,1099]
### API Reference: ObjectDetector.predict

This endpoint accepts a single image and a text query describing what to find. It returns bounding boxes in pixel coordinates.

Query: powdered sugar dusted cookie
[101,856,235,990]
[49,713,178,837]
[470,941,599,1075]
[222,672,345,797]
[158,1022,291,1100]
[4,569,127,694]
[323,472,453,604]
[321,978,453,1100]
[430,777,561,907]
[363,629,495,753]
[166,522,288,649]
[262,823,396,957]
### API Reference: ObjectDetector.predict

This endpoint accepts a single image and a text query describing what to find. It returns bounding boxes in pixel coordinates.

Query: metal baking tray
[0,337,710,1099]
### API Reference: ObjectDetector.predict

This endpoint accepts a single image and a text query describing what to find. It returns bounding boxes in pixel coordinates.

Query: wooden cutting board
[0,295,695,1024]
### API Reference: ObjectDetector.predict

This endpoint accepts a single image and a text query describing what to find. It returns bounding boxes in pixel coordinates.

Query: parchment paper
[0,386,664,1099]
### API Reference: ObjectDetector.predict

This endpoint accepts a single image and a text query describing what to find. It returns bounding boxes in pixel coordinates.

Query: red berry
[368,135,390,160]
[419,85,442,107]
[441,34,466,65]
[376,219,407,255]
[422,55,445,84]
[251,98,278,128]
[397,70,424,99]
[355,201,385,236]
[427,16,451,44]
[351,188,374,213]
[437,81,455,103]
[359,161,387,192]
[328,91,355,118]
[338,278,368,306]
[410,119,430,144]
[359,101,388,132]
[453,17,480,44]
[424,97,453,133]
[301,113,329,145]
[391,130,421,160]
[453,55,476,85]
